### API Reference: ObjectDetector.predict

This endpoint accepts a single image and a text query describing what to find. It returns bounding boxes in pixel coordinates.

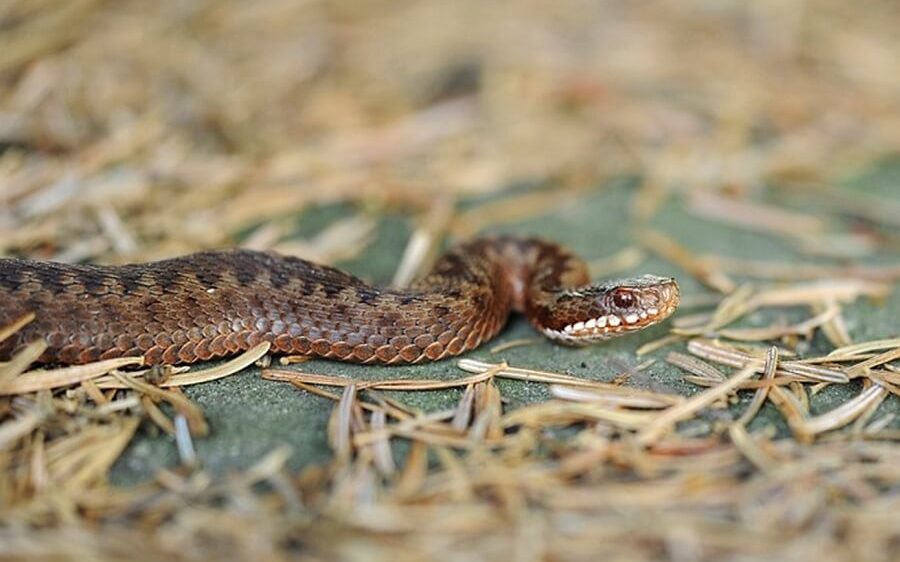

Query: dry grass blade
[0,340,47,390]
[728,424,778,473]
[502,401,657,430]
[275,214,376,265]
[748,280,891,307]
[673,283,755,337]
[0,0,101,73]
[64,419,141,493]
[813,301,852,348]
[550,384,683,408]
[140,395,175,435]
[1,1,899,560]
[846,347,900,376]
[450,189,582,239]
[91,343,268,389]
[393,441,427,498]
[152,342,269,388]
[787,182,900,228]
[489,338,540,353]
[108,371,208,436]
[686,339,849,384]
[329,384,357,462]
[451,383,476,431]
[686,191,825,238]
[736,346,779,427]
[263,364,503,391]
[0,313,35,344]
[392,194,455,287]
[800,384,888,437]
[369,409,395,477]
[173,414,197,467]
[636,362,761,446]
[704,255,900,282]
[828,338,900,359]
[469,380,503,442]
[588,246,646,277]
[717,305,838,341]
[666,351,727,382]
[768,384,814,443]
[458,359,658,390]
[636,333,686,356]
[353,409,458,446]
[638,229,736,293]
[1,356,144,395]
[0,408,46,452]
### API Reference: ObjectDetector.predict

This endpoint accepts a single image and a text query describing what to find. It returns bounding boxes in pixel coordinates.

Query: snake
[0,237,679,366]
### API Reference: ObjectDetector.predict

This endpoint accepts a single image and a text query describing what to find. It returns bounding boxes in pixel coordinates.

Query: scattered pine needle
[1,2,899,560]
[489,338,540,353]
[1,356,144,395]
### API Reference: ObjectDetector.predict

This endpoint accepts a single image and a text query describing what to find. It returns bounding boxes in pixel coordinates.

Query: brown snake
[0,237,679,366]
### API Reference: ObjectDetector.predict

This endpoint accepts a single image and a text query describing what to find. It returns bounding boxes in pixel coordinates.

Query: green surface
[111,165,900,484]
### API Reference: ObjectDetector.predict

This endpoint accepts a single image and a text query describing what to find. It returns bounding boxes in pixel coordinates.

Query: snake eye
[612,290,634,309]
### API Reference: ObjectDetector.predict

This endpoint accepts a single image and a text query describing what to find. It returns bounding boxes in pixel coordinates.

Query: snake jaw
[540,276,680,345]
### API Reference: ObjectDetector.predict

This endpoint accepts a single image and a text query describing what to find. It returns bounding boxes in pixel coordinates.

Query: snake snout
[539,276,680,345]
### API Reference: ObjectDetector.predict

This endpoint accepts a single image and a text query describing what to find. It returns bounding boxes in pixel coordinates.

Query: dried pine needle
[154,342,270,387]
[638,229,736,293]
[0,313,35,344]
[735,346,779,427]
[0,339,48,390]
[636,362,762,446]
[489,338,540,353]
[550,384,682,409]
[1,2,900,560]
[1,356,145,395]
[263,364,504,391]
[799,384,889,437]
[458,359,647,389]
[827,338,900,359]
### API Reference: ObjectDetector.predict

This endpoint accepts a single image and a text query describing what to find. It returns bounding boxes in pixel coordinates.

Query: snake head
[538,275,680,345]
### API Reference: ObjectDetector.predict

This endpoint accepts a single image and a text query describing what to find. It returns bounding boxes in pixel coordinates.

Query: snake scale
[0,237,679,366]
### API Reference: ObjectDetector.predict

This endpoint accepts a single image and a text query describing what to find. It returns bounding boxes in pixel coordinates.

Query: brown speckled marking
[0,237,679,365]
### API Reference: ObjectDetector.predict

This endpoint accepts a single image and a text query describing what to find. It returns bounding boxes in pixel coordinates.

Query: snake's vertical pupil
[612,290,634,308]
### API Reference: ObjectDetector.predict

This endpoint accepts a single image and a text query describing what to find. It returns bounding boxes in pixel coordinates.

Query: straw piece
[827,338,900,359]
[458,359,651,389]
[0,313,35,344]
[736,346,779,427]
[728,424,778,473]
[0,340,47,391]
[490,338,540,353]
[263,365,502,391]
[1,356,144,395]
[636,362,761,446]
[847,347,900,376]
[637,229,736,293]
[550,384,683,409]
[108,371,208,436]
[800,384,888,437]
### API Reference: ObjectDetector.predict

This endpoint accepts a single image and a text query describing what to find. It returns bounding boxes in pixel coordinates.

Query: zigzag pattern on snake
[0,237,679,366]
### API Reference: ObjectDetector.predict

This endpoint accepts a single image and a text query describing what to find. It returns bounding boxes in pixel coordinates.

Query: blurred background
[1,0,898,265]
[3,3,900,560]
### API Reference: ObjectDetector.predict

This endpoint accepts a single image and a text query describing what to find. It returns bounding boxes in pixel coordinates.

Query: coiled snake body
[0,237,679,366]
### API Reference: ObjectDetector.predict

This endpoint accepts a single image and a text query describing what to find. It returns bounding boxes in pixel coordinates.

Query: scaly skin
[0,237,679,365]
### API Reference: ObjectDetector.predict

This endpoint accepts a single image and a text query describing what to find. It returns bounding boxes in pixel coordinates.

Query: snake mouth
[540,277,680,345]
[541,306,675,344]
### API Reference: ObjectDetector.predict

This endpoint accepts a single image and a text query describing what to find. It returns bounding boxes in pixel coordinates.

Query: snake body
[0,237,679,366]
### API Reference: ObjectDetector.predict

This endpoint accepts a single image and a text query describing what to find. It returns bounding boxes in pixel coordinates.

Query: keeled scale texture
[0,237,593,365]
